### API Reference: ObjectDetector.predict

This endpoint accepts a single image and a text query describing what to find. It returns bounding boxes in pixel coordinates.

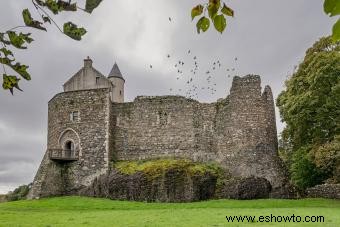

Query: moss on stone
[113,159,223,180]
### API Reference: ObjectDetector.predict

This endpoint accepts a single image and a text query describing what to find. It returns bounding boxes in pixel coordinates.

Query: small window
[70,111,80,122]
[158,111,168,126]
[120,90,122,95]
[96,77,100,84]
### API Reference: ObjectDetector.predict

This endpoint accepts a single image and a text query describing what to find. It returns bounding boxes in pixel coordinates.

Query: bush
[310,136,340,183]
[6,184,31,201]
[291,147,326,190]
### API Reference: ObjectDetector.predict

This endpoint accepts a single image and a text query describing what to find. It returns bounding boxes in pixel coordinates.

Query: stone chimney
[84,56,92,68]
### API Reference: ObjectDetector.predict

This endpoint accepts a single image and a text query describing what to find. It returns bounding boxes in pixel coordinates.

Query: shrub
[291,147,326,190]
[6,184,31,201]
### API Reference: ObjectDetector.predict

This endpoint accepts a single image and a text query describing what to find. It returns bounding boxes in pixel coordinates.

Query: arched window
[64,141,74,158]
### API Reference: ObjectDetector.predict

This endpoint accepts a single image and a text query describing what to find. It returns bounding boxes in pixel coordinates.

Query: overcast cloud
[0,0,336,193]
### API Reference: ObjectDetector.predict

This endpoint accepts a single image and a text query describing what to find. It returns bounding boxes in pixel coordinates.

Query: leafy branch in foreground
[191,0,233,34]
[192,0,339,42]
[323,0,340,41]
[0,0,103,94]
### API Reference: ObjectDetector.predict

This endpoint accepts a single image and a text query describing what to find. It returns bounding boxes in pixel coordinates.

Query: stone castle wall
[112,75,287,189]
[112,96,218,162]
[28,89,112,198]
[29,75,288,199]
[213,76,285,188]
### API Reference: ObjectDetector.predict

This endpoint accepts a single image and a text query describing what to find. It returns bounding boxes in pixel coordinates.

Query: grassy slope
[0,197,339,226]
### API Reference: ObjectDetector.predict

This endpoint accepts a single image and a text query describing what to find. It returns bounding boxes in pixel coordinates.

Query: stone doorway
[64,141,74,158]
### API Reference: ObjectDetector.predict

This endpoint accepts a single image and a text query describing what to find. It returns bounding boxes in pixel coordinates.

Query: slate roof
[108,62,125,81]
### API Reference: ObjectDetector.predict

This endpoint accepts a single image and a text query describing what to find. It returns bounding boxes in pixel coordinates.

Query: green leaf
[0,57,31,81]
[22,9,47,31]
[208,0,220,20]
[221,3,234,17]
[332,19,340,41]
[46,0,61,14]
[0,33,11,45]
[0,48,13,57]
[213,14,226,34]
[57,1,77,12]
[85,0,103,13]
[11,63,31,80]
[7,32,33,49]
[0,56,13,65]
[196,17,210,34]
[63,22,87,41]
[2,74,22,94]
[191,5,204,20]
[324,0,340,16]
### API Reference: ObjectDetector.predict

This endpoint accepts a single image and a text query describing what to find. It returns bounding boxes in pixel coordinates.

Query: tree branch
[32,1,64,34]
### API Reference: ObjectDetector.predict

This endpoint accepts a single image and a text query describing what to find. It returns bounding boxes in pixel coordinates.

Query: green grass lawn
[0,197,339,227]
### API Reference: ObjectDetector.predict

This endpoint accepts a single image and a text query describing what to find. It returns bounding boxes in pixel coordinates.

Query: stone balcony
[48,149,79,162]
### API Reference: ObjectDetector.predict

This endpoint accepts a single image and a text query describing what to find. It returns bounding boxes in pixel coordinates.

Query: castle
[28,57,288,199]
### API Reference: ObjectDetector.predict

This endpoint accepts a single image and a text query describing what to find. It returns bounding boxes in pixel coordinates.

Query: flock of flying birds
[149,51,239,100]
[148,17,238,100]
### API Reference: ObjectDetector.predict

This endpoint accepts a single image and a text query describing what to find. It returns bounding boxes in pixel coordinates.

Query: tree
[0,0,103,94]
[277,36,340,189]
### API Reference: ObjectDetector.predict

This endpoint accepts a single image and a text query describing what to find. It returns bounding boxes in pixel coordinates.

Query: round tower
[108,62,125,103]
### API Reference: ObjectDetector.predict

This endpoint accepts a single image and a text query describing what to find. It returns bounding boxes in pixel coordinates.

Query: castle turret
[214,75,286,190]
[108,63,125,103]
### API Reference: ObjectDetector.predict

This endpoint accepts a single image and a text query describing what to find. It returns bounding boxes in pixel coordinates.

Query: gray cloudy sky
[0,0,336,193]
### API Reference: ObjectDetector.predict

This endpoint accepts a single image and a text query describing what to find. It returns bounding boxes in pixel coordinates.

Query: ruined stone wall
[112,96,218,162]
[28,89,111,199]
[111,75,287,189]
[29,74,289,199]
[214,75,286,188]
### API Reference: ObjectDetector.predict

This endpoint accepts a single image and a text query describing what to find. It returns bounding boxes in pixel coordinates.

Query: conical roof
[108,62,124,80]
